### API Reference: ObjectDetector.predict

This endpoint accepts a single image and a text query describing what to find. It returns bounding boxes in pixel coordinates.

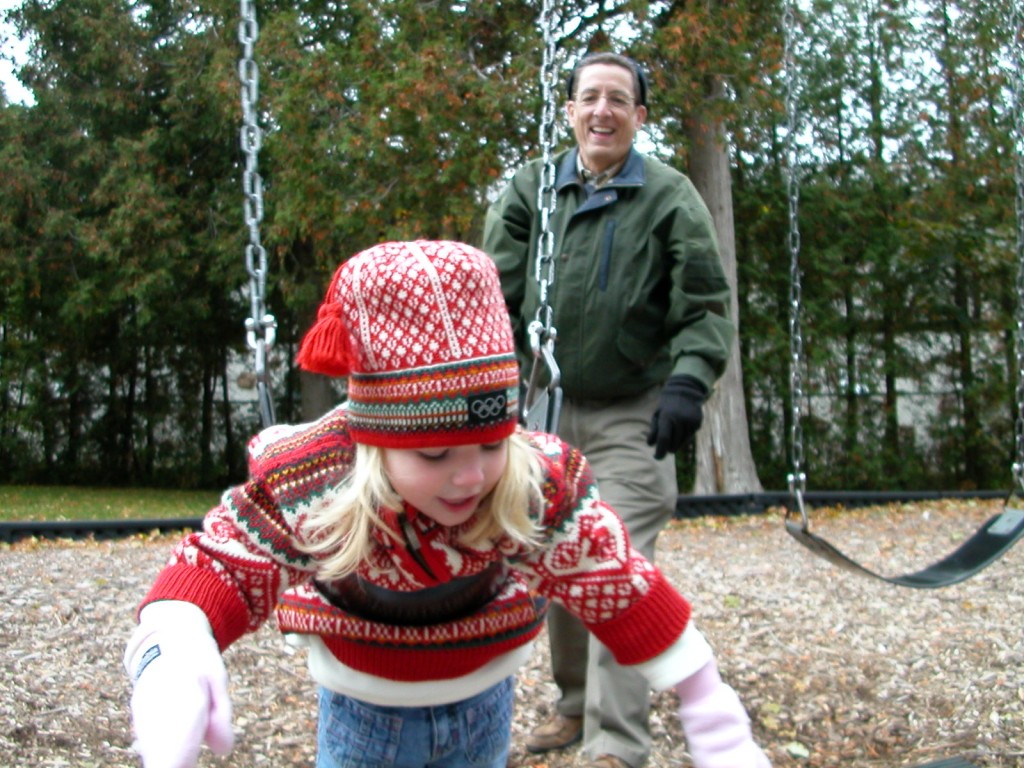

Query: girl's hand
[675,658,771,768]
[124,602,234,768]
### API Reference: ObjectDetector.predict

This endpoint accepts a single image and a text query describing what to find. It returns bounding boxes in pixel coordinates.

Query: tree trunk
[687,74,763,494]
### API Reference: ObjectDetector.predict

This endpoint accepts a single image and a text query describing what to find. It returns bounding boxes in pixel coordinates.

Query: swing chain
[239,0,276,428]
[1010,0,1024,494]
[533,0,559,347]
[782,0,807,525]
[521,0,563,434]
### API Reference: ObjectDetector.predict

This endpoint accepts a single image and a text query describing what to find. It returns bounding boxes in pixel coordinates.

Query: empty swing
[781,0,1024,588]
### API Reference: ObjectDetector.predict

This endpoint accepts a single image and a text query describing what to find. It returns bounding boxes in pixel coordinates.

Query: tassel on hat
[296,303,353,377]
[296,240,520,449]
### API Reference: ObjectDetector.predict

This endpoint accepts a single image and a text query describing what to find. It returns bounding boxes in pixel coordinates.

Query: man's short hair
[566,52,648,108]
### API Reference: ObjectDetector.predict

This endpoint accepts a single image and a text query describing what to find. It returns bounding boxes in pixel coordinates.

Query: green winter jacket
[483,147,734,400]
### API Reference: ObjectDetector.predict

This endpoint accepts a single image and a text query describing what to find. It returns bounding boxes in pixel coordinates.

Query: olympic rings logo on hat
[467,391,508,425]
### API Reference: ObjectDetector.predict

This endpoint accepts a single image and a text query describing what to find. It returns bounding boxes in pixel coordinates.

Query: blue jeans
[316,677,514,768]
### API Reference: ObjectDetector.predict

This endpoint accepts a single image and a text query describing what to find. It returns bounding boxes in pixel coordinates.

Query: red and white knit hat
[296,240,520,448]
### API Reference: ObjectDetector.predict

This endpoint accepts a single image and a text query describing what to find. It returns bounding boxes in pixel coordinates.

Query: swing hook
[1013,461,1024,498]
[522,319,562,433]
[245,312,277,429]
[786,471,808,529]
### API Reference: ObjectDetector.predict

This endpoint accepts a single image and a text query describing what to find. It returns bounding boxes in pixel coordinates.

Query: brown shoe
[587,756,631,768]
[524,713,583,753]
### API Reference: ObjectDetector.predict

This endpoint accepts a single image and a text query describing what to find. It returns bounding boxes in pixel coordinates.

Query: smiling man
[482,52,735,768]
[566,58,647,182]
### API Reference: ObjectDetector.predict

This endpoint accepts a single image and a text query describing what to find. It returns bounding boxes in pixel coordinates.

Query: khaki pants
[548,387,678,767]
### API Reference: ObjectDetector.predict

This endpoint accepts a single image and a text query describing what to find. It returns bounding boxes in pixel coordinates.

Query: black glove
[646,375,708,460]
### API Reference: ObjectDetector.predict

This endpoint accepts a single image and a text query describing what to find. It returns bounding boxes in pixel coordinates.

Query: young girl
[124,240,770,768]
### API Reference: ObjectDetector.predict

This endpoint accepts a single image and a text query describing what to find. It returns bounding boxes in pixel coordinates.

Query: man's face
[566,62,647,174]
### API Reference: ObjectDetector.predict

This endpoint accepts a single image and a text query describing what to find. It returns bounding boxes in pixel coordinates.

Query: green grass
[0,485,221,523]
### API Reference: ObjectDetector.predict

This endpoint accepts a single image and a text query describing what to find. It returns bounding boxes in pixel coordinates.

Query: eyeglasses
[574,91,636,111]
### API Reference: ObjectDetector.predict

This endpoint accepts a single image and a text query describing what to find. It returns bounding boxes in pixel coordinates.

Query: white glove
[124,601,234,768]
[675,658,771,768]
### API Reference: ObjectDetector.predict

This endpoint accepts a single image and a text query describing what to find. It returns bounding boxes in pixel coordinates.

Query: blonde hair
[299,432,545,582]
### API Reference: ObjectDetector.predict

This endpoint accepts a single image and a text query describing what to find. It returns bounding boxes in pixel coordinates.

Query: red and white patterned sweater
[139,405,692,685]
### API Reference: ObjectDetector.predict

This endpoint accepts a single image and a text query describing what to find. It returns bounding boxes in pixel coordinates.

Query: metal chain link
[239,0,276,428]
[1011,0,1024,493]
[783,0,807,525]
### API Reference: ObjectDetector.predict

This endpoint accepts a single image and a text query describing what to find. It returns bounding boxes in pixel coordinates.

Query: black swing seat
[785,498,1024,588]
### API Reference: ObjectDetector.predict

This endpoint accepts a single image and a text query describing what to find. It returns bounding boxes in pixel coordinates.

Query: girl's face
[382,441,508,527]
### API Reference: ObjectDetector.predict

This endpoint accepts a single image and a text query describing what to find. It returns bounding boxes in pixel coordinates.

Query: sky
[1,0,33,105]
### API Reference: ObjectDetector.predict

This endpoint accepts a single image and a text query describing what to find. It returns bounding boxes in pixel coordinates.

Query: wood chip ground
[2,499,1021,767]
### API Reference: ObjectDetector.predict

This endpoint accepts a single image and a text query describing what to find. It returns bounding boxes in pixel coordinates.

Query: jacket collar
[556,147,645,191]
